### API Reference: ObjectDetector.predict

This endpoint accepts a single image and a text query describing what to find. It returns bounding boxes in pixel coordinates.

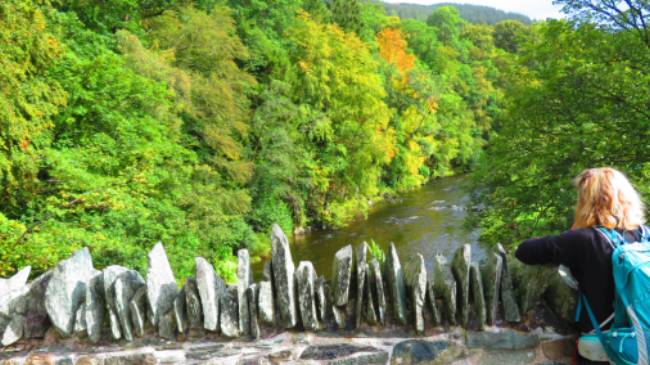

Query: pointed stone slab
[364,265,378,325]
[315,276,329,323]
[369,258,386,325]
[354,242,368,328]
[332,304,347,329]
[174,287,188,335]
[103,265,130,340]
[512,260,554,314]
[469,263,486,330]
[159,309,177,339]
[432,255,456,325]
[425,279,440,326]
[262,261,273,282]
[332,245,353,307]
[114,270,145,342]
[0,279,28,318]
[296,261,319,331]
[73,303,87,337]
[23,271,52,339]
[247,284,260,339]
[451,244,471,326]
[45,247,96,337]
[129,286,147,338]
[258,280,274,325]
[237,249,252,336]
[220,285,240,338]
[85,270,104,343]
[481,252,503,326]
[146,242,178,327]
[195,257,221,332]
[0,266,30,296]
[498,244,521,323]
[271,224,298,328]
[1,314,24,346]
[183,277,202,330]
[404,254,427,333]
[386,243,407,325]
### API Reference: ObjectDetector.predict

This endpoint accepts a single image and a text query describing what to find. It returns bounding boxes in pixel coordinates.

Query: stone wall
[0,224,577,363]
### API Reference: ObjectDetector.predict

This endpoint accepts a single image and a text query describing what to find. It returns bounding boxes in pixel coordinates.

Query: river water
[253,175,485,279]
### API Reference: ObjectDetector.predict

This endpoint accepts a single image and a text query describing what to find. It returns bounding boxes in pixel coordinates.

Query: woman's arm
[515,229,588,266]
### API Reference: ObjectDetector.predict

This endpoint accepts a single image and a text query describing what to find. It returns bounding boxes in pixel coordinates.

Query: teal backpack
[575,225,650,365]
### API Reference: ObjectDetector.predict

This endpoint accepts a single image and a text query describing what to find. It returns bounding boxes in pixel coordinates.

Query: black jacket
[515,227,644,334]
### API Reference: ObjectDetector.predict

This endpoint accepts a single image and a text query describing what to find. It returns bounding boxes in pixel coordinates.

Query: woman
[515,167,647,365]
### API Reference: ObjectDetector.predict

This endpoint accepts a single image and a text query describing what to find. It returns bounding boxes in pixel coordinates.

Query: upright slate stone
[113,270,145,342]
[23,271,53,339]
[236,249,252,336]
[0,266,30,324]
[271,224,297,328]
[85,270,104,343]
[45,247,96,337]
[498,244,521,323]
[129,286,147,338]
[146,242,178,327]
[451,244,471,326]
[102,265,130,340]
[369,258,386,325]
[364,265,378,325]
[174,288,188,335]
[295,261,319,331]
[315,276,329,322]
[331,245,353,306]
[258,280,274,324]
[247,284,260,339]
[73,303,87,337]
[425,275,441,326]
[404,254,427,333]
[0,266,30,295]
[432,255,456,325]
[512,261,555,314]
[331,304,347,329]
[262,261,273,282]
[158,310,177,339]
[195,257,221,331]
[0,268,29,318]
[469,264,486,330]
[1,314,24,346]
[183,278,202,330]
[354,242,368,328]
[481,252,503,326]
[220,285,240,338]
[385,243,407,325]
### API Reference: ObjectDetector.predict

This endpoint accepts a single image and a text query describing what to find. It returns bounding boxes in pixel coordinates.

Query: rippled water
[253,175,484,279]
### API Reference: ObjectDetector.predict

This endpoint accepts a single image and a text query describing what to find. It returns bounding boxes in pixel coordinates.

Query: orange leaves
[377,28,415,76]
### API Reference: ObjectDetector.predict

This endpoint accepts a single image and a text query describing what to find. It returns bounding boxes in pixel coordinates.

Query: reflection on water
[252,175,483,279]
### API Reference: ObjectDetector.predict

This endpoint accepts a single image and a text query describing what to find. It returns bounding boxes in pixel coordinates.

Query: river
[253,175,485,279]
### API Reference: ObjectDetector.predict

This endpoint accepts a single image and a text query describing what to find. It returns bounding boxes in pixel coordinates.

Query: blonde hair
[573,167,645,230]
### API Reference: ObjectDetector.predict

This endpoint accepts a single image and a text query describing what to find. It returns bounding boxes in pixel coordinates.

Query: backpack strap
[640,225,650,242]
[597,226,627,248]
[578,293,629,362]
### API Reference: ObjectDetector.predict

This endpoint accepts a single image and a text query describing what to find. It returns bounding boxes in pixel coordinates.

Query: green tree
[493,20,529,52]
[287,13,395,226]
[331,0,362,34]
[472,20,650,246]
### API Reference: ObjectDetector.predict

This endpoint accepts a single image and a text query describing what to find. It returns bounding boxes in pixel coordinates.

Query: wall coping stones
[0,225,577,353]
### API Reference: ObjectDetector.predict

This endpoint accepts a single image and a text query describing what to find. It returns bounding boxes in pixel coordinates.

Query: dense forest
[381,2,531,24]
[1,0,648,283]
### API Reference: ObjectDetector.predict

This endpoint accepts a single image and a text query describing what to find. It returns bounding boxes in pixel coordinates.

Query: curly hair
[573,167,645,230]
